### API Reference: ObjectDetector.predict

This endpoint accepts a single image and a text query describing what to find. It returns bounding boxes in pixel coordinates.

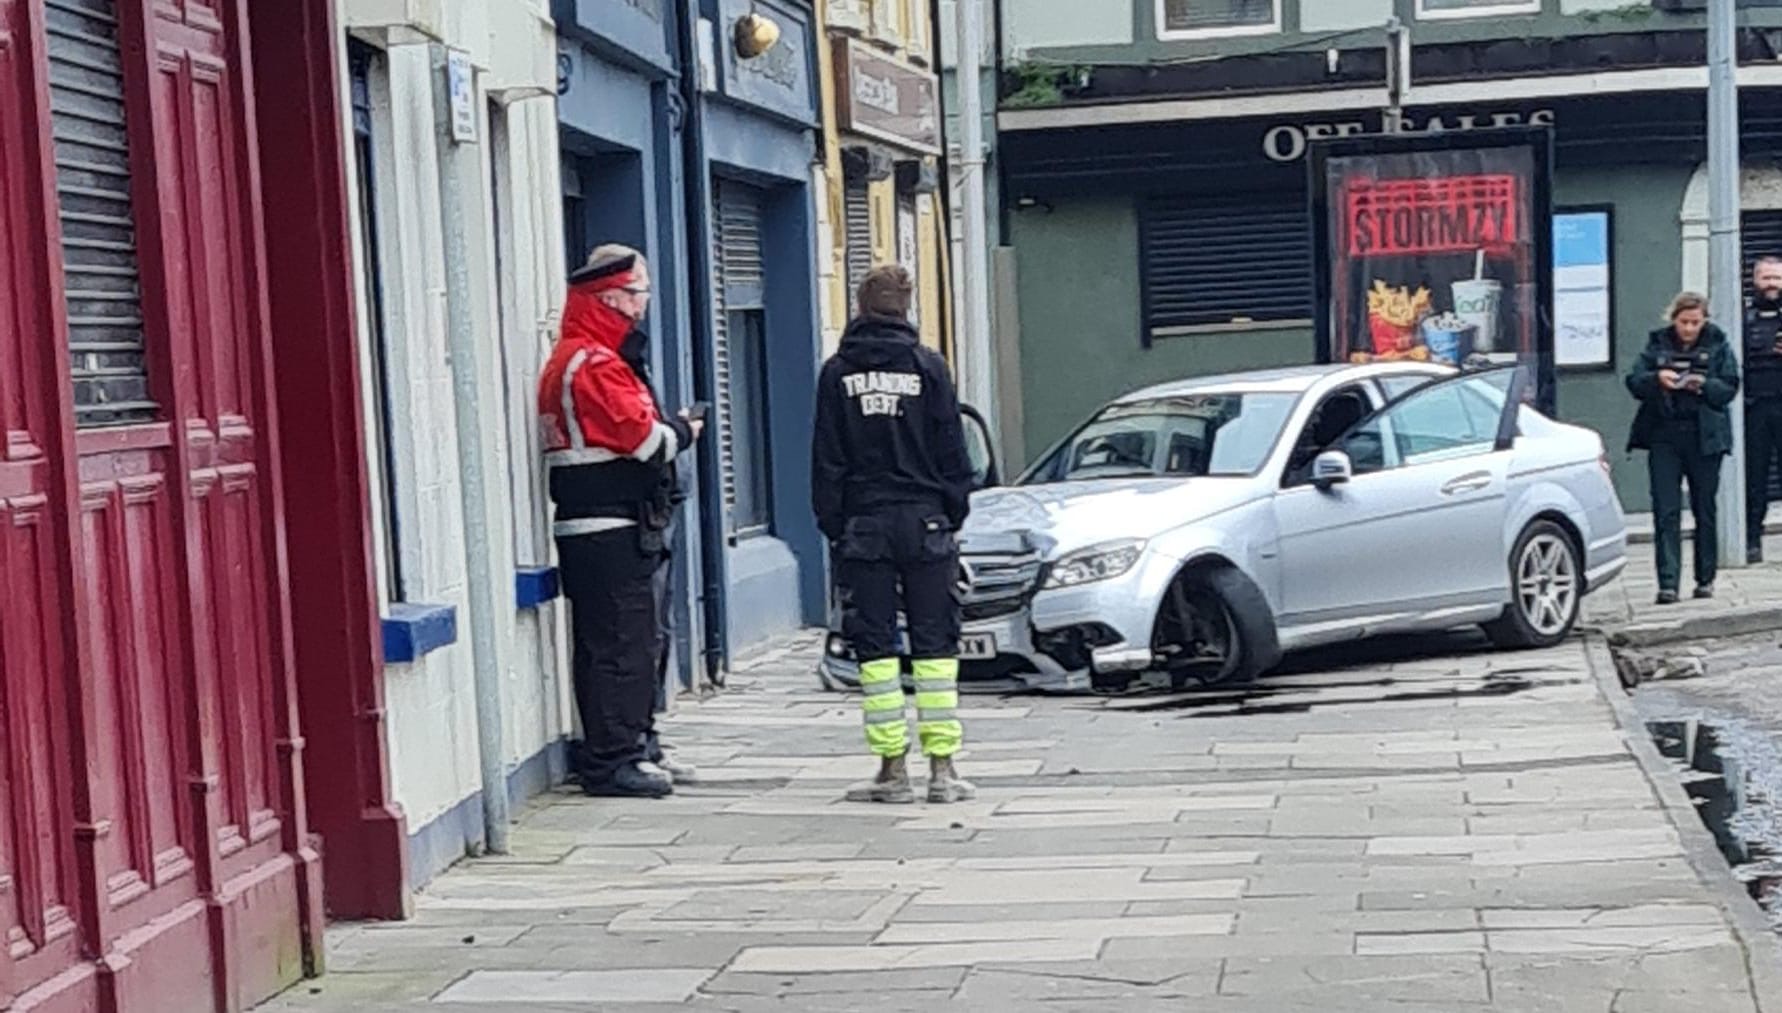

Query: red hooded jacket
[538,288,690,536]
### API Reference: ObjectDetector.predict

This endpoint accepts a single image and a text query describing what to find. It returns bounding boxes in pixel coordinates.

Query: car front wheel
[1483,519,1582,650]
[1155,565,1281,688]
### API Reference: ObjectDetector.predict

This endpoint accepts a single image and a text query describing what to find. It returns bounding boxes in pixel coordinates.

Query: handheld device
[686,402,710,421]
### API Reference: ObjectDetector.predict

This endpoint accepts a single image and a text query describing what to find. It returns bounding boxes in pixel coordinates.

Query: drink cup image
[1451,278,1503,354]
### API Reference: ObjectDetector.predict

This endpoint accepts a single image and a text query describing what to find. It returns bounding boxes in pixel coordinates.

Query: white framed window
[1416,0,1541,21]
[1156,0,1280,40]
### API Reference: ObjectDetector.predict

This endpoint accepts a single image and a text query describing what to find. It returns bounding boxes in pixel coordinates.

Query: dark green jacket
[1626,323,1741,456]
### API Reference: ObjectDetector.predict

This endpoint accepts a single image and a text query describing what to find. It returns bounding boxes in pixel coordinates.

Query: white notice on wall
[1553,211,1611,368]
[447,48,476,145]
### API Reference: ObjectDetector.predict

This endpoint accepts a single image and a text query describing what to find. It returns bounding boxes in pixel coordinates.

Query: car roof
[1116,363,1452,403]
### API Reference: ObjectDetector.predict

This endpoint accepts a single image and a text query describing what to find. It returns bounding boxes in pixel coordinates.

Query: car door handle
[1440,471,1493,496]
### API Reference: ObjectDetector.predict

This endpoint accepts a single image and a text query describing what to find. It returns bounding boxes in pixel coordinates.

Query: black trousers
[1748,397,1782,541]
[558,529,664,783]
[835,505,961,661]
[1648,433,1723,592]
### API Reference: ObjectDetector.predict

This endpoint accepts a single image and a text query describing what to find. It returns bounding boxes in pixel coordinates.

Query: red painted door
[0,0,318,1009]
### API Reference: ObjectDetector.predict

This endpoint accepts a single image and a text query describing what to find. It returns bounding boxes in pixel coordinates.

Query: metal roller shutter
[845,176,873,313]
[46,0,156,427]
[1138,190,1313,337]
[1744,210,1782,503]
[712,180,767,526]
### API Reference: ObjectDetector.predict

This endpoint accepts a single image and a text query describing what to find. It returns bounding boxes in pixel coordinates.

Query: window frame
[346,39,409,604]
[1415,0,1541,21]
[726,307,774,538]
[1553,204,1616,373]
[1155,0,1282,41]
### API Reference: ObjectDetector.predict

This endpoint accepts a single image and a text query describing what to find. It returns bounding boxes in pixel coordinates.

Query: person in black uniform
[1746,256,1782,562]
[812,266,977,804]
[1627,291,1741,604]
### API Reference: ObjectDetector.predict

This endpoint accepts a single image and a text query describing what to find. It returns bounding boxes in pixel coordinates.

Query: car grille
[958,551,1044,621]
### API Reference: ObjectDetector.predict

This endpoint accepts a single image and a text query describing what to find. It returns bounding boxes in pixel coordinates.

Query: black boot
[583,762,673,799]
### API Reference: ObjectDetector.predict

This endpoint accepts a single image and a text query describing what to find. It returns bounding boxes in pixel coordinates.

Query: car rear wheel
[1483,520,1582,650]
[1155,565,1281,688]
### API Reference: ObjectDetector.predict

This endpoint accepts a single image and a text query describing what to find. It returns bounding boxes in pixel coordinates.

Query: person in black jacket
[812,266,976,804]
[1745,256,1782,562]
[1627,291,1742,604]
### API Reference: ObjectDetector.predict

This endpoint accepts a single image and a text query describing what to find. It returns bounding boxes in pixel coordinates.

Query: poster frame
[1552,203,1616,374]
[1309,126,1557,414]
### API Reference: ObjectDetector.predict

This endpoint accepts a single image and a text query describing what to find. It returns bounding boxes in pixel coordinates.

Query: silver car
[819,363,1628,693]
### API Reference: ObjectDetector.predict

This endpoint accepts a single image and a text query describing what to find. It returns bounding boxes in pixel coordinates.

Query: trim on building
[1000,64,1782,132]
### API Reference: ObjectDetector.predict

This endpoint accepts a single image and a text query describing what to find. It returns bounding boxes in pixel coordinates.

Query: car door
[1272,369,1521,633]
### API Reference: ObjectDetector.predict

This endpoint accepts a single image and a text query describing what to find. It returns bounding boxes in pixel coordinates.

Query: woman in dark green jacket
[1626,291,1742,604]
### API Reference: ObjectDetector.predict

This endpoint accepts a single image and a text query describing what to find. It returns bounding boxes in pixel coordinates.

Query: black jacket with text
[810,314,974,542]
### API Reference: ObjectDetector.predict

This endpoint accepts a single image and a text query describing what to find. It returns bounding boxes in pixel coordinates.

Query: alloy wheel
[1516,532,1578,638]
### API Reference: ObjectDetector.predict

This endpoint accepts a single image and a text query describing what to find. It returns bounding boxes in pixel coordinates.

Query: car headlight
[1043,540,1146,590]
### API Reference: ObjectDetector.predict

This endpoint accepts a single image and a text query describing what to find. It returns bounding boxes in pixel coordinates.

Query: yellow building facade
[815,0,951,360]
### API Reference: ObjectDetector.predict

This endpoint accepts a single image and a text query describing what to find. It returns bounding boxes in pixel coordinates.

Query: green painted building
[990,0,1782,511]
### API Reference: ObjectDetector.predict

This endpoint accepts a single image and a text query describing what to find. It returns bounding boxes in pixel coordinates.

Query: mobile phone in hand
[686,402,710,421]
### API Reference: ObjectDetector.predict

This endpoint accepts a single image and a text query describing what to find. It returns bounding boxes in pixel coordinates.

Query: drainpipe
[672,4,729,683]
[432,43,510,852]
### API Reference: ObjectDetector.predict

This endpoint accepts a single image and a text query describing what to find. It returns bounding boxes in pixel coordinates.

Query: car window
[1284,384,1374,485]
[1382,372,1512,466]
[1024,392,1299,484]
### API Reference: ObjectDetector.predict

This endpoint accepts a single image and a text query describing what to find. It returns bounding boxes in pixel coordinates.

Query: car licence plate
[959,633,997,660]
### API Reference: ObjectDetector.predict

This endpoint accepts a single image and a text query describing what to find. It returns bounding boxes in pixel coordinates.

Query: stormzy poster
[1311,129,1554,408]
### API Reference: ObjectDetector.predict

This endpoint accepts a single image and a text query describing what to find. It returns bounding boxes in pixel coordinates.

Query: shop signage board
[834,36,941,155]
[1553,209,1613,369]
[1310,127,1556,411]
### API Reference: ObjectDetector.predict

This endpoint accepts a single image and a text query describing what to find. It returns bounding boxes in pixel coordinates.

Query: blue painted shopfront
[555,0,706,683]
[698,0,826,654]
[553,0,824,672]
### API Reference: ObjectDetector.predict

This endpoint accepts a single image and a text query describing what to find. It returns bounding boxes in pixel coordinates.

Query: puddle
[1649,718,1782,926]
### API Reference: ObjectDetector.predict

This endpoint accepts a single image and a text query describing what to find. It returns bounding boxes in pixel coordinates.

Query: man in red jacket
[539,245,701,798]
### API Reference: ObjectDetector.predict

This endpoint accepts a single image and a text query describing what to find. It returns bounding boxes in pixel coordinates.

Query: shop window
[727,309,773,537]
[714,178,774,539]
[348,40,406,600]
[1157,0,1278,39]
[1417,0,1539,18]
[1138,190,1312,339]
[47,0,157,427]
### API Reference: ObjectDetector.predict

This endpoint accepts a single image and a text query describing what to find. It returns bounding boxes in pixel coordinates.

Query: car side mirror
[961,404,1001,490]
[1311,450,1353,491]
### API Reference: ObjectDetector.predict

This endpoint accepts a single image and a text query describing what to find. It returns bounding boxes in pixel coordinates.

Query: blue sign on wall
[716,0,817,127]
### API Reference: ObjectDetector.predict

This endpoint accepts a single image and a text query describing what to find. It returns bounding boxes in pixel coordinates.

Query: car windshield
[1025,392,1300,484]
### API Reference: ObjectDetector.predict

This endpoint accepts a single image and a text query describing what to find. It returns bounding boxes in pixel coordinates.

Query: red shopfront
[0,1,405,1010]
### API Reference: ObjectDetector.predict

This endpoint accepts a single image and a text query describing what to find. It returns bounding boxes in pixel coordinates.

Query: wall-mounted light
[734,11,781,60]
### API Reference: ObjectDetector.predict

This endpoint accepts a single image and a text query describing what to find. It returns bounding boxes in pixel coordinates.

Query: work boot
[583,763,673,799]
[927,756,976,804]
[845,754,914,804]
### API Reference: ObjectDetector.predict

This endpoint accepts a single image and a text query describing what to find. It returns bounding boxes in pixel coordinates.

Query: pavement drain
[1650,717,1782,930]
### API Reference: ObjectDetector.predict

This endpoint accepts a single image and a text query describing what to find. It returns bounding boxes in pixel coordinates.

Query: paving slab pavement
[258,630,1781,1012]
[1586,533,1782,645]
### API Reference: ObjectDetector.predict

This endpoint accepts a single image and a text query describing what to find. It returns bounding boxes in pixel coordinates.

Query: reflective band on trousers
[911,657,962,758]
[857,658,908,758]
